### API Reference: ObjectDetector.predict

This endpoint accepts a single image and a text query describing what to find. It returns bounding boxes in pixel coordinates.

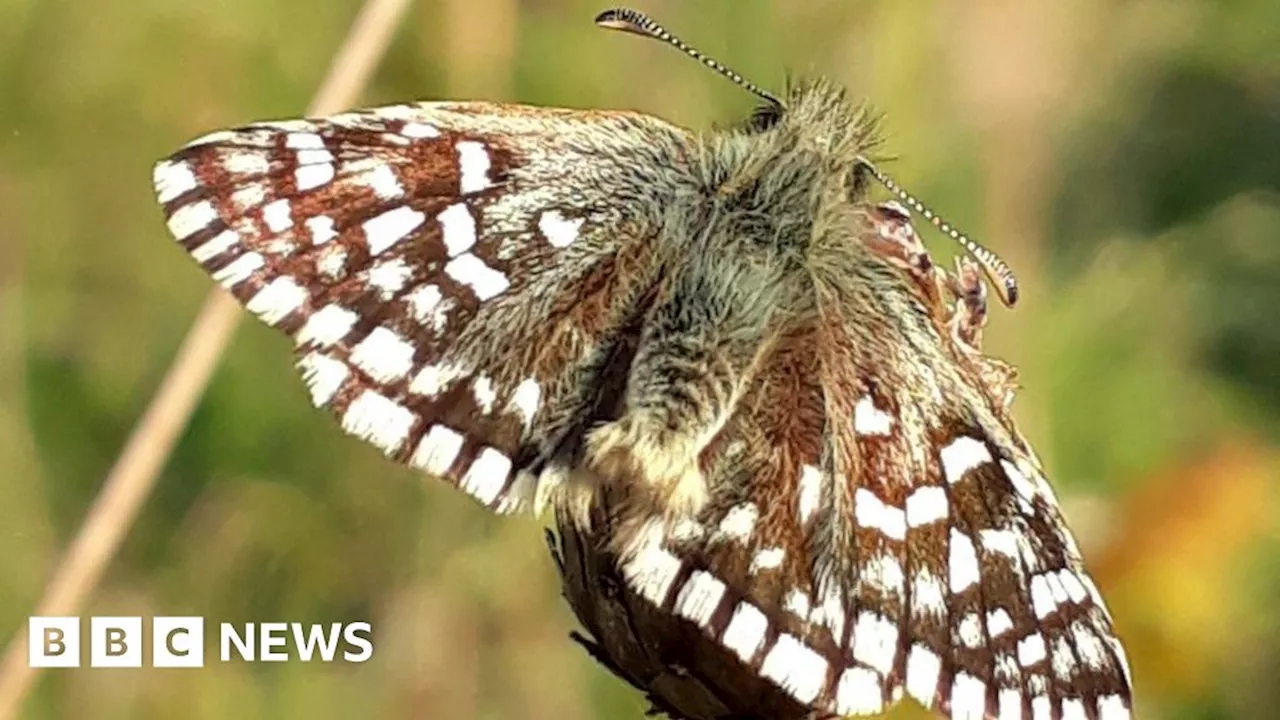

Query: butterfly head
[774,78,880,176]
[596,7,1018,307]
[597,9,873,180]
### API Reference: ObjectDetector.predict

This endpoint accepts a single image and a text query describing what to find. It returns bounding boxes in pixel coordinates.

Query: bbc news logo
[28,617,373,667]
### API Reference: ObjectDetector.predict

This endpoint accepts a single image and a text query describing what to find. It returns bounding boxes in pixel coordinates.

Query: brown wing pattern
[554,302,1132,719]
[153,102,689,513]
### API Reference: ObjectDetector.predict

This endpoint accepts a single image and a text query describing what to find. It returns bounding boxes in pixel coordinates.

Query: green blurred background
[1,0,1278,717]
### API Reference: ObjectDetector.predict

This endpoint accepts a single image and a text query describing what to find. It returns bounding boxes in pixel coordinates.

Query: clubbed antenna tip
[593,7,646,34]
[594,7,783,110]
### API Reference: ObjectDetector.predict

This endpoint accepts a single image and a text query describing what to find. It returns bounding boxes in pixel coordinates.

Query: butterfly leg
[866,204,994,355]
[945,256,988,352]
[942,255,1021,409]
[864,201,948,313]
[866,204,1019,408]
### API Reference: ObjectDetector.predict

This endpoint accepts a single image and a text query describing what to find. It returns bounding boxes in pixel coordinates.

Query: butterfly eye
[850,160,874,197]
[747,103,783,132]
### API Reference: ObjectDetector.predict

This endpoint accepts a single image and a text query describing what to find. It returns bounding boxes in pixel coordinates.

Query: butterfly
[150,7,1132,719]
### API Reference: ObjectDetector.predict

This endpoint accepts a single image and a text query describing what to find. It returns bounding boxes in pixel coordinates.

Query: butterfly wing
[554,249,1133,719]
[152,102,691,512]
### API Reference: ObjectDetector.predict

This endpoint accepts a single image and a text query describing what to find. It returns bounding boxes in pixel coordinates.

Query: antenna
[857,157,1020,307]
[595,7,783,109]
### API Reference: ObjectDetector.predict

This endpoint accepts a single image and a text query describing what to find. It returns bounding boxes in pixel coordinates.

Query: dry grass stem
[0,0,412,715]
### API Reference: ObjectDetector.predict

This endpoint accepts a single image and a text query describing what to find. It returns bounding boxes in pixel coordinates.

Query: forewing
[555,294,1133,719]
[152,101,689,512]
